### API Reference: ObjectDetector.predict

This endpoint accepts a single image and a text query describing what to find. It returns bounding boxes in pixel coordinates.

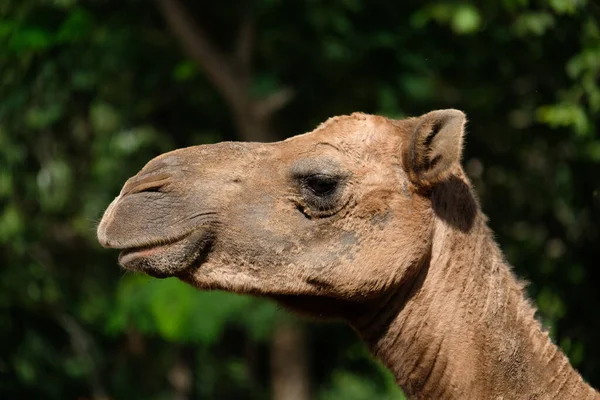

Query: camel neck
[352,214,598,399]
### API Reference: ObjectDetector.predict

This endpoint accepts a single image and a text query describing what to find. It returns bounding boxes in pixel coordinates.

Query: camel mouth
[118,240,181,268]
[117,228,212,278]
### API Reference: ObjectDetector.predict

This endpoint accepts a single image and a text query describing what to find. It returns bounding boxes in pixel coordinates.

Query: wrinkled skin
[98,112,439,310]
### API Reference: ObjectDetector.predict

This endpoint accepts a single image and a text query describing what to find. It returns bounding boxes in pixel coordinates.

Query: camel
[97,109,599,399]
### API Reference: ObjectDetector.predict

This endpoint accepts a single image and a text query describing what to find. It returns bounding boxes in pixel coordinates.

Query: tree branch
[271,320,310,400]
[155,0,246,111]
[254,87,295,119]
[155,0,292,142]
[235,13,254,82]
[57,313,108,400]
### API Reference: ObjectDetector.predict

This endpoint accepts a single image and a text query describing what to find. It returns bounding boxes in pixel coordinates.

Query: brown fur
[98,110,599,399]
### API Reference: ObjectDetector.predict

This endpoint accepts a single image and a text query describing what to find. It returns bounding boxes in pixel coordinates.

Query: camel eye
[305,175,337,196]
[294,171,347,218]
[290,161,347,217]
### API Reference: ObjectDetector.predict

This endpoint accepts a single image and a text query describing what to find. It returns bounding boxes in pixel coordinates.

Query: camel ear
[401,109,466,187]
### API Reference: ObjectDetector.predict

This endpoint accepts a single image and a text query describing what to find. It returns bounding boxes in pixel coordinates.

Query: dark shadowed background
[1,0,599,399]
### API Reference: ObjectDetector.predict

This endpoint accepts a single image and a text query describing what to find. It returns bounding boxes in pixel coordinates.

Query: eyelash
[298,175,342,215]
[302,175,338,196]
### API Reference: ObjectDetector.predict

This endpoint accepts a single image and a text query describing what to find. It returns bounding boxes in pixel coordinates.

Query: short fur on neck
[351,176,598,399]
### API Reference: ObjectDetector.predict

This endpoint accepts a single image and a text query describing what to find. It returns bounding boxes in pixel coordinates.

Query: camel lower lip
[116,229,210,278]
[118,242,171,265]
[117,230,198,265]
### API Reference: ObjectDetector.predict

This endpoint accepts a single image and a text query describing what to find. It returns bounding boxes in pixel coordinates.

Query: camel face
[98,110,465,307]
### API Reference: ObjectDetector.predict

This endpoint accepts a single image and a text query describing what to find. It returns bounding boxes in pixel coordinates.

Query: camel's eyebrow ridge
[289,157,344,179]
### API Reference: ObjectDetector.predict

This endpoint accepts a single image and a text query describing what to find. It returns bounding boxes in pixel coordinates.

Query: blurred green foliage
[1,0,598,398]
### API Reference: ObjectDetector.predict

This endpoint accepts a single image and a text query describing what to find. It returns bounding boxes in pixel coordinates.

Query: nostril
[121,172,171,196]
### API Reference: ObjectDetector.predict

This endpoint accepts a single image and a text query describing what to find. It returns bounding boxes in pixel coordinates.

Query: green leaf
[536,103,590,136]
[548,0,581,15]
[9,27,54,52]
[566,48,600,79]
[451,5,482,34]
[0,20,15,39]
[36,158,73,212]
[0,204,23,243]
[513,12,555,36]
[173,60,198,82]
[90,102,121,134]
[400,75,434,101]
[52,0,78,8]
[585,141,600,161]
[149,279,197,341]
[25,104,63,129]
[56,8,94,43]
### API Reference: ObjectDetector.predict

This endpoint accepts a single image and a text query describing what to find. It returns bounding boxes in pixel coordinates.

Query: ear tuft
[402,109,466,187]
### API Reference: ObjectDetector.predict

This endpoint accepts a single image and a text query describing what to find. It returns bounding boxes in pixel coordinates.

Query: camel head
[97,110,468,318]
